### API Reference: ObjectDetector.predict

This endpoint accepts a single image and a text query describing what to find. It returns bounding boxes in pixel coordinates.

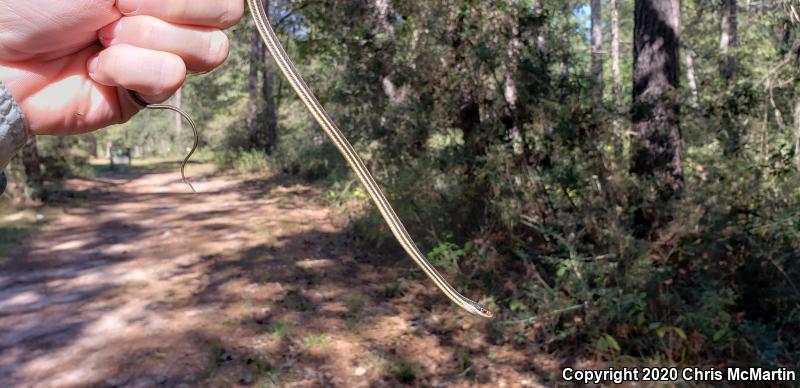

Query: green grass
[0,208,58,263]
[268,321,291,340]
[0,225,27,263]
[383,279,405,299]
[201,337,224,378]
[302,333,329,347]
[279,290,315,312]
[384,360,417,384]
[221,318,236,326]
[454,347,472,374]
[343,293,369,314]
[258,371,281,388]
[249,353,280,387]
[258,273,271,284]
[370,355,418,384]
[212,149,275,175]
[161,288,177,300]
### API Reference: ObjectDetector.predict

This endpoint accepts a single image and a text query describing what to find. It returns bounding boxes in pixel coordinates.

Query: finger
[98,16,229,73]
[116,0,244,29]
[87,44,186,103]
[8,45,140,136]
[0,0,120,62]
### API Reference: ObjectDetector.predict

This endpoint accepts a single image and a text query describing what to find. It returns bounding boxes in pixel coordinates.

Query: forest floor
[0,160,566,387]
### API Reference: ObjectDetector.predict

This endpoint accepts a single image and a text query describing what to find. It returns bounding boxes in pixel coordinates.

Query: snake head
[469,301,494,319]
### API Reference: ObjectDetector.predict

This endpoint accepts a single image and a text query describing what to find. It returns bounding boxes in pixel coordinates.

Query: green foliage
[302,333,329,347]
[213,149,274,174]
[384,360,417,384]
[36,136,92,180]
[267,321,291,340]
[0,219,30,264]
[383,279,405,299]
[2,158,30,202]
[426,240,472,273]
[343,293,369,314]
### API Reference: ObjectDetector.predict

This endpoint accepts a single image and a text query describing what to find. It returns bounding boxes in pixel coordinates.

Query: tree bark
[247,24,263,139]
[719,0,740,155]
[247,0,277,153]
[720,0,738,86]
[261,31,277,153]
[504,12,519,113]
[610,0,622,112]
[450,13,483,163]
[631,0,683,199]
[504,0,523,155]
[560,1,573,79]
[609,0,624,159]
[371,0,403,105]
[21,138,44,199]
[533,0,547,53]
[794,97,800,171]
[591,0,604,114]
[85,134,98,158]
[175,87,183,143]
[684,46,700,109]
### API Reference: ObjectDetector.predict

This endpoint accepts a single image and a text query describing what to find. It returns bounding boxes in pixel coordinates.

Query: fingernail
[117,0,141,14]
[98,21,122,46]
[87,56,99,77]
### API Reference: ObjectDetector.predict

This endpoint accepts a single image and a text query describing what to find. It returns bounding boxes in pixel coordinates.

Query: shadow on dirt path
[0,165,556,387]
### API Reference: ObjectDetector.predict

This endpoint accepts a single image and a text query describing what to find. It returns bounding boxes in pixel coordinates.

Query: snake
[128,91,198,193]
[132,1,492,318]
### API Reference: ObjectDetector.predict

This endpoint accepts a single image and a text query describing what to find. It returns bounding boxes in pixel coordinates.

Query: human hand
[0,0,243,136]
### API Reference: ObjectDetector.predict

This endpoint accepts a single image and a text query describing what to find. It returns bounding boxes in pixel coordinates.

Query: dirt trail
[0,166,552,387]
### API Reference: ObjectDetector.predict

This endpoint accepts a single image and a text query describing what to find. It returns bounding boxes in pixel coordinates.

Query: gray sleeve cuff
[0,81,29,171]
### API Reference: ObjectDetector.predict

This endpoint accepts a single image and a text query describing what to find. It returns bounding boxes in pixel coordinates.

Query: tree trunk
[684,46,700,109]
[448,7,486,223]
[86,134,98,158]
[610,0,622,113]
[247,25,263,140]
[719,0,740,154]
[504,10,519,114]
[591,0,604,115]
[450,11,483,164]
[610,0,624,159]
[21,138,44,199]
[175,87,183,143]
[794,98,800,171]
[560,1,572,79]
[533,0,546,53]
[631,0,683,200]
[504,1,523,155]
[261,30,277,153]
[371,0,403,105]
[247,0,277,153]
[720,0,738,86]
